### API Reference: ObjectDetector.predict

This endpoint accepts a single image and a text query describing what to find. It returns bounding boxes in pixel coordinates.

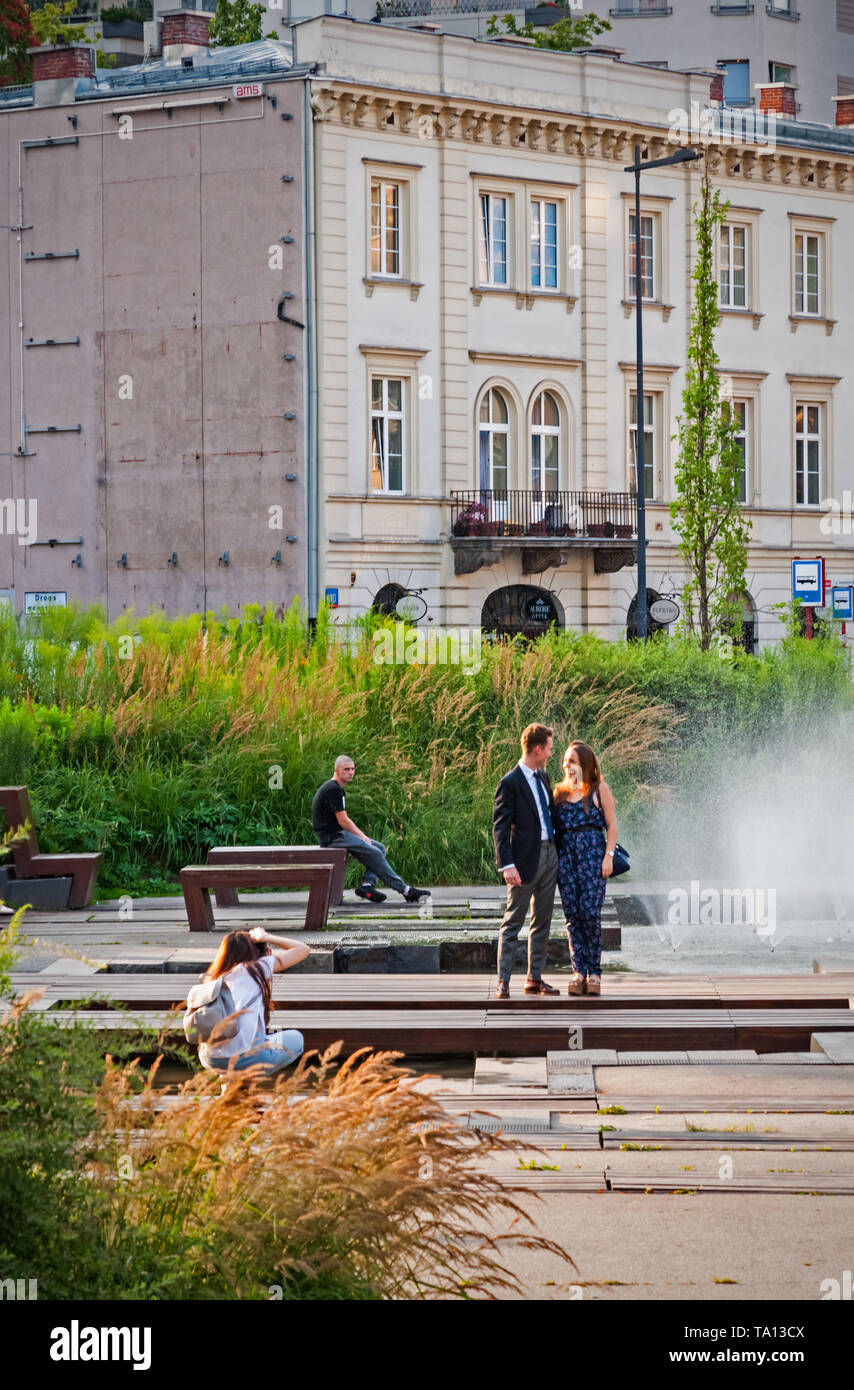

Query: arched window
[478,388,510,496]
[481,585,563,640]
[531,390,561,497]
[371,583,407,616]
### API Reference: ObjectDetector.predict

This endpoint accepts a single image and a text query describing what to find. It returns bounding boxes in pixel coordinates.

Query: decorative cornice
[309,83,854,193]
[469,350,582,368]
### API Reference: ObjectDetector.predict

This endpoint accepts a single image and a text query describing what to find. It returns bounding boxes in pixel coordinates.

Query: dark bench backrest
[0,786,40,859]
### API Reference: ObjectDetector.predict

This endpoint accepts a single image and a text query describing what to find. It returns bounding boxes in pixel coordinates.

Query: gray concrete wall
[0,76,308,620]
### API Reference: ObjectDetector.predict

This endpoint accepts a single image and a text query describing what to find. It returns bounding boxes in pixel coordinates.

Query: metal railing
[375,0,515,14]
[450,489,637,539]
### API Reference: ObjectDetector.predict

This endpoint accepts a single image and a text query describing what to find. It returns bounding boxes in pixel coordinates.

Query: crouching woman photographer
[197,926,309,1075]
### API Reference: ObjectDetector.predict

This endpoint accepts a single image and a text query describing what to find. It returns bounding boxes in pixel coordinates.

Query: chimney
[755,82,797,118]
[710,71,724,104]
[160,9,211,61]
[832,94,854,127]
[28,43,95,106]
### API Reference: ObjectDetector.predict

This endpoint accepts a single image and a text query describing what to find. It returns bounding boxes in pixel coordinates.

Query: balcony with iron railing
[449,489,638,575]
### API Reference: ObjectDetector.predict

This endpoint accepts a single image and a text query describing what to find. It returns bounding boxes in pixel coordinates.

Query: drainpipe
[303,75,318,620]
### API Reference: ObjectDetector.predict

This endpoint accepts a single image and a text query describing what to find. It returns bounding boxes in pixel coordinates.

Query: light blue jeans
[206,1028,304,1075]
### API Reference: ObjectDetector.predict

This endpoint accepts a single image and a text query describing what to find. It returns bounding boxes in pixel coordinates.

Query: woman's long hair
[553,740,602,811]
[205,930,272,1030]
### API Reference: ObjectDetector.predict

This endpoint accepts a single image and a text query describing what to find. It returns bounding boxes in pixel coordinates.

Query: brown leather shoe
[523,977,559,996]
[494,979,510,1000]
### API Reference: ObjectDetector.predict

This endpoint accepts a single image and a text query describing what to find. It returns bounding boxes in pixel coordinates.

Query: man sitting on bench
[311,755,430,906]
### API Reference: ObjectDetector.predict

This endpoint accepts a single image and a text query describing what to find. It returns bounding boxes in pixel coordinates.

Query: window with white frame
[477,193,509,286]
[793,230,822,315]
[728,398,749,503]
[370,179,402,277]
[530,199,558,290]
[628,211,656,300]
[478,388,510,494]
[794,402,821,506]
[770,61,794,83]
[720,224,748,308]
[629,392,656,501]
[371,376,405,493]
[531,390,561,495]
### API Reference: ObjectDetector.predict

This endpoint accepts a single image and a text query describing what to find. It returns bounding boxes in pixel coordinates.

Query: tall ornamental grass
[0,602,848,893]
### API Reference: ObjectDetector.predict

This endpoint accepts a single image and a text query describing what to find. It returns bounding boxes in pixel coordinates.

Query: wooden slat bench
[207,845,347,909]
[180,862,334,932]
[13,972,854,1017]
[0,785,102,909]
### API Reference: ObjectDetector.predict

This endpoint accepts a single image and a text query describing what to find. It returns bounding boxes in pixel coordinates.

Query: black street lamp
[624,142,702,640]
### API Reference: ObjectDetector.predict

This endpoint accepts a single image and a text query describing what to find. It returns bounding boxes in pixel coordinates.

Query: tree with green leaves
[670,164,752,651]
[486,8,610,51]
[29,0,90,47]
[209,0,276,47]
[0,0,36,85]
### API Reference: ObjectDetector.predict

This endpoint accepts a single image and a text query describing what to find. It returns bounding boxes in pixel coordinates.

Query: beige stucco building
[291,16,854,648]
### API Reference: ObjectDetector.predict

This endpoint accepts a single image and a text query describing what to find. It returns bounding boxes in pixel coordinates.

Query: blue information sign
[831,585,854,621]
[791,559,824,606]
[324,587,339,608]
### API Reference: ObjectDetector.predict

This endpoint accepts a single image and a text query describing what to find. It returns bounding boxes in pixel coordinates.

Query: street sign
[324,587,339,608]
[831,585,854,620]
[24,591,66,613]
[649,597,680,624]
[791,558,824,605]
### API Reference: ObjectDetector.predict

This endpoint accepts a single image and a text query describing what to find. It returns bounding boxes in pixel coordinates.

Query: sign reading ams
[233,83,264,99]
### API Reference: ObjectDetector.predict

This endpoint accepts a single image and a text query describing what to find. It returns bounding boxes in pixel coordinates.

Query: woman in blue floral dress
[553,741,619,996]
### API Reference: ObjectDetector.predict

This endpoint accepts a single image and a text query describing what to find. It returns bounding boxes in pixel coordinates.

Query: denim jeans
[322,830,407,895]
[206,1028,304,1076]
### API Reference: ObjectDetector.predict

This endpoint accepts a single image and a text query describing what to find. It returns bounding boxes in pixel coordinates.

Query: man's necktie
[534,772,555,841]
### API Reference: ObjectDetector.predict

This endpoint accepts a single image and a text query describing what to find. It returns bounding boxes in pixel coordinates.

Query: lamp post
[624,142,702,640]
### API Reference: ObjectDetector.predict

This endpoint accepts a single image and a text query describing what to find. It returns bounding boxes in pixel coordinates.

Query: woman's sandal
[585,975,601,996]
[567,972,586,996]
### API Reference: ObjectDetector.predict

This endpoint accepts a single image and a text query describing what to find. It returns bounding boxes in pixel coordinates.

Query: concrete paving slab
[471,1192,854,1299]
[548,1050,619,1068]
[473,1057,547,1091]
[594,1063,854,1099]
[548,1070,596,1097]
[812,1032,854,1062]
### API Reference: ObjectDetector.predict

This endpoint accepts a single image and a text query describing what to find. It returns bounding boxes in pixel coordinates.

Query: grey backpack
[183,974,240,1045]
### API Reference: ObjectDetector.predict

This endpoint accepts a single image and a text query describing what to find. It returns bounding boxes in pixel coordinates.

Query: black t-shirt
[312,779,346,843]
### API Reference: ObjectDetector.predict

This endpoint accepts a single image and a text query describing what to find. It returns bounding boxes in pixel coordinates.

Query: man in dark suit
[492,722,561,999]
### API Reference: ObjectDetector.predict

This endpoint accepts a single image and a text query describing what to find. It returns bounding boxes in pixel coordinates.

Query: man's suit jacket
[493,764,561,886]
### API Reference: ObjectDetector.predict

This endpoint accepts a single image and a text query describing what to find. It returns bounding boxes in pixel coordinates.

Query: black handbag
[609,843,631,878]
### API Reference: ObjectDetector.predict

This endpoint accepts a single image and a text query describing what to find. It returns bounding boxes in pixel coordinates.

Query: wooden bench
[207,845,347,909]
[0,785,102,909]
[180,862,334,933]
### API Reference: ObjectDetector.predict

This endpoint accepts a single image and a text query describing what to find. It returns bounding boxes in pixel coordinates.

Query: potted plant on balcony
[452,501,488,537]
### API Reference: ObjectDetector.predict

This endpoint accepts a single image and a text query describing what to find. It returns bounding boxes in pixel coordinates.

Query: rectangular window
[629,392,656,501]
[794,231,821,314]
[628,212,655,300]
[370,180,401,277]
[770,62,794,83]
[477,193,508,286]
[720,59,750,104]
[371,377,405,494]
[720,224,748,308]
[730,399,748,502]
[530,199,558,289]
[795,403,821,506]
